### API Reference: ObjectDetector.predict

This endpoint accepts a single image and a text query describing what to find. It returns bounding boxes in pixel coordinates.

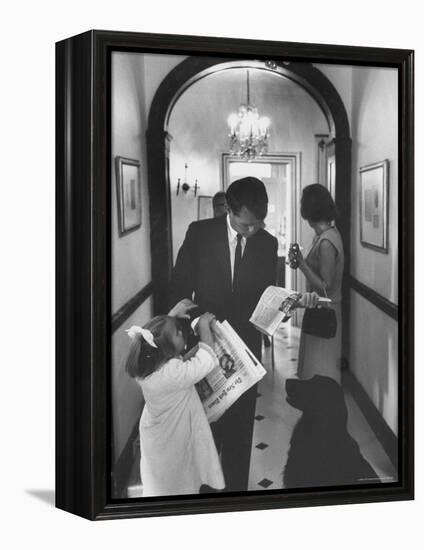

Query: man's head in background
[212,191,228,218]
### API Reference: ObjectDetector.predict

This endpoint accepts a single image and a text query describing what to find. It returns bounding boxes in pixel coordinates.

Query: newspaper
[250,286,332,337]
[192,320,266,423]
[249,286,302,337]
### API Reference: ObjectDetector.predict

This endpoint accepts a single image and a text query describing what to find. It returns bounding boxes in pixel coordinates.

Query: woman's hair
[300,184,337,223]
[226,177,268,221]
[125,315,184,379]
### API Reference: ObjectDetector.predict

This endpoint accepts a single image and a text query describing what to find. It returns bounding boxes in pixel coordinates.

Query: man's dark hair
[212,191,226,206]
[300,183,337,223]
[225,177,268,220]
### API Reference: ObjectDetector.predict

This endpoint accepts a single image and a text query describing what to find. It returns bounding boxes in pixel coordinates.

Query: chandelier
[227,69,270,160]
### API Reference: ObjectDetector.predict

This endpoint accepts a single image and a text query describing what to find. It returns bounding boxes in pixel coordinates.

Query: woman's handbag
[302,287,337,339]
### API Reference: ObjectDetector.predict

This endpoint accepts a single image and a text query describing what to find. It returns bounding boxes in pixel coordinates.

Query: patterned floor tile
[258,478,274,488]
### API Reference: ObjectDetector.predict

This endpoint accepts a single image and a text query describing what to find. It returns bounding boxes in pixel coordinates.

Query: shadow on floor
[26,489,55,507]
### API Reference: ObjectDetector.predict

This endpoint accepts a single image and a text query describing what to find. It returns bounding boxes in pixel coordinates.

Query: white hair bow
[125,325,158,348]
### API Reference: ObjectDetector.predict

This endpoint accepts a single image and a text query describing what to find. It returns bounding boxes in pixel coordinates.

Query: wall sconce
[176,163,199,197]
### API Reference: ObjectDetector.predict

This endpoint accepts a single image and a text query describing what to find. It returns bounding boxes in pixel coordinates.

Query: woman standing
[290,184,344,383]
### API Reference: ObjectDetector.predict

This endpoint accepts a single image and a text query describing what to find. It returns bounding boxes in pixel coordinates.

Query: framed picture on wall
[115,156,142,235]
[359,160,389,252]
[56,30,414,521]
[197,195,213,220]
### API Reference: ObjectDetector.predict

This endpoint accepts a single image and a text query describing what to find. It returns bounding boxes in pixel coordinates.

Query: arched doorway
[146,56,351,361]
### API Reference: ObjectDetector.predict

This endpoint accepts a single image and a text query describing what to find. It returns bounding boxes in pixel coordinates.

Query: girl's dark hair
[125,315,184,379]
[300,184,337,223]
[226,177,268,221]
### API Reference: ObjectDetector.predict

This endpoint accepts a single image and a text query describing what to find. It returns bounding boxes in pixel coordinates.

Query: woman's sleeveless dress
[297,227,344,383]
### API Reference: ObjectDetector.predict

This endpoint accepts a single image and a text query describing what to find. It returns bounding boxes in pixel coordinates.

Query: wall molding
[342,368,398,471]
[350,276,398,321]
[111,282,153,334]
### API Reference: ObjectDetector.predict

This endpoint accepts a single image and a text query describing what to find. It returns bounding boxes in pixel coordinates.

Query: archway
[146,56,351,361]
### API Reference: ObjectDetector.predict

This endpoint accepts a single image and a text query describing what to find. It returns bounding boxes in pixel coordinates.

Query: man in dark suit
[171,177,278,492]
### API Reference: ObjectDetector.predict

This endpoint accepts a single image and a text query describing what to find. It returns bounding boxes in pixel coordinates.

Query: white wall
[168,67,329,260]
[112,298,153,456]
[349,67,398,430]
[350,292,398,434]
[315,64,398,303]
[321,63,399,430]
[111,52,152,313]
[110,51,188,460]
[350,66,398,303]
[111,52,154,459]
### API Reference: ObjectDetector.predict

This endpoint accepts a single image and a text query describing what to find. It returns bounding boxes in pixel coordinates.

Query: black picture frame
[359,159,389,253]
[56,30,414,521]
[115,156,142,235]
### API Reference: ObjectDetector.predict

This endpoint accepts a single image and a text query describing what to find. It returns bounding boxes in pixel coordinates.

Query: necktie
[233,233,243,292]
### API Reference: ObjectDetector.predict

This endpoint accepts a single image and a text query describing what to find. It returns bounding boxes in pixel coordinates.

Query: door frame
[221,152,301,297]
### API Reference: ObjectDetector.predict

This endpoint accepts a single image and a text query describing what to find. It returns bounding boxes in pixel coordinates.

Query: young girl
[125,311,225,497]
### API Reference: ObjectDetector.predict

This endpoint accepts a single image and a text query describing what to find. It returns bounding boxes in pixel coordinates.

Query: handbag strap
[320,282,331,307]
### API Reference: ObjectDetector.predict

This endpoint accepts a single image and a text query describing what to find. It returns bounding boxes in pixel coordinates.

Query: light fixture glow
[227,69,270,160]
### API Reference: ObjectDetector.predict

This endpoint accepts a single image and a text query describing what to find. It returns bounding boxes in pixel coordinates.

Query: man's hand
[168,298,198,319]
[298,291,320,309]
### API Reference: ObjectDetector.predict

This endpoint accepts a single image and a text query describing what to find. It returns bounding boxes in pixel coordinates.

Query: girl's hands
[198,312,216,349]
[168,299,197,319]
[298,291,320,309]
[198,312,216,331]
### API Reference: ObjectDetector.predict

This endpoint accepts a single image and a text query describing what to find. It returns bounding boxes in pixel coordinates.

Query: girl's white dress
[137,342,225,497]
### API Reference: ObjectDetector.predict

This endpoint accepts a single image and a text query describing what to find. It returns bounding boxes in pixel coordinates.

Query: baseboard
[111,419,140,499]
[343,369,398,471]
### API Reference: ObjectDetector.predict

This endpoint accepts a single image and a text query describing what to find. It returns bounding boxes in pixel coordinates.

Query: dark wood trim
[398,48,414,503]
[350,276,398,321]
[343,369,398,472]
[111,282,153,334]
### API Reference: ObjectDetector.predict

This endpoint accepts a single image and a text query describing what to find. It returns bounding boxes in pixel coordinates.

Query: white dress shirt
[226,214,246,282]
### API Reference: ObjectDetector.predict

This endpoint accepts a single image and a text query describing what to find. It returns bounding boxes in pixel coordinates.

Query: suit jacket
[171,215,278,357]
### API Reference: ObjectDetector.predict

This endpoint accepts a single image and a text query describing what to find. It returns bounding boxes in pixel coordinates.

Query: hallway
[248,323,397,491]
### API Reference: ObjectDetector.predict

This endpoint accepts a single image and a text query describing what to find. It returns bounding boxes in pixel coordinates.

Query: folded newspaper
[249,285,331,337]
[188,320,266,423]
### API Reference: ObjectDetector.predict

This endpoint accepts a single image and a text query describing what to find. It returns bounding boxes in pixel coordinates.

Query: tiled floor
[248,323,302,491]
[248,322,398,491]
